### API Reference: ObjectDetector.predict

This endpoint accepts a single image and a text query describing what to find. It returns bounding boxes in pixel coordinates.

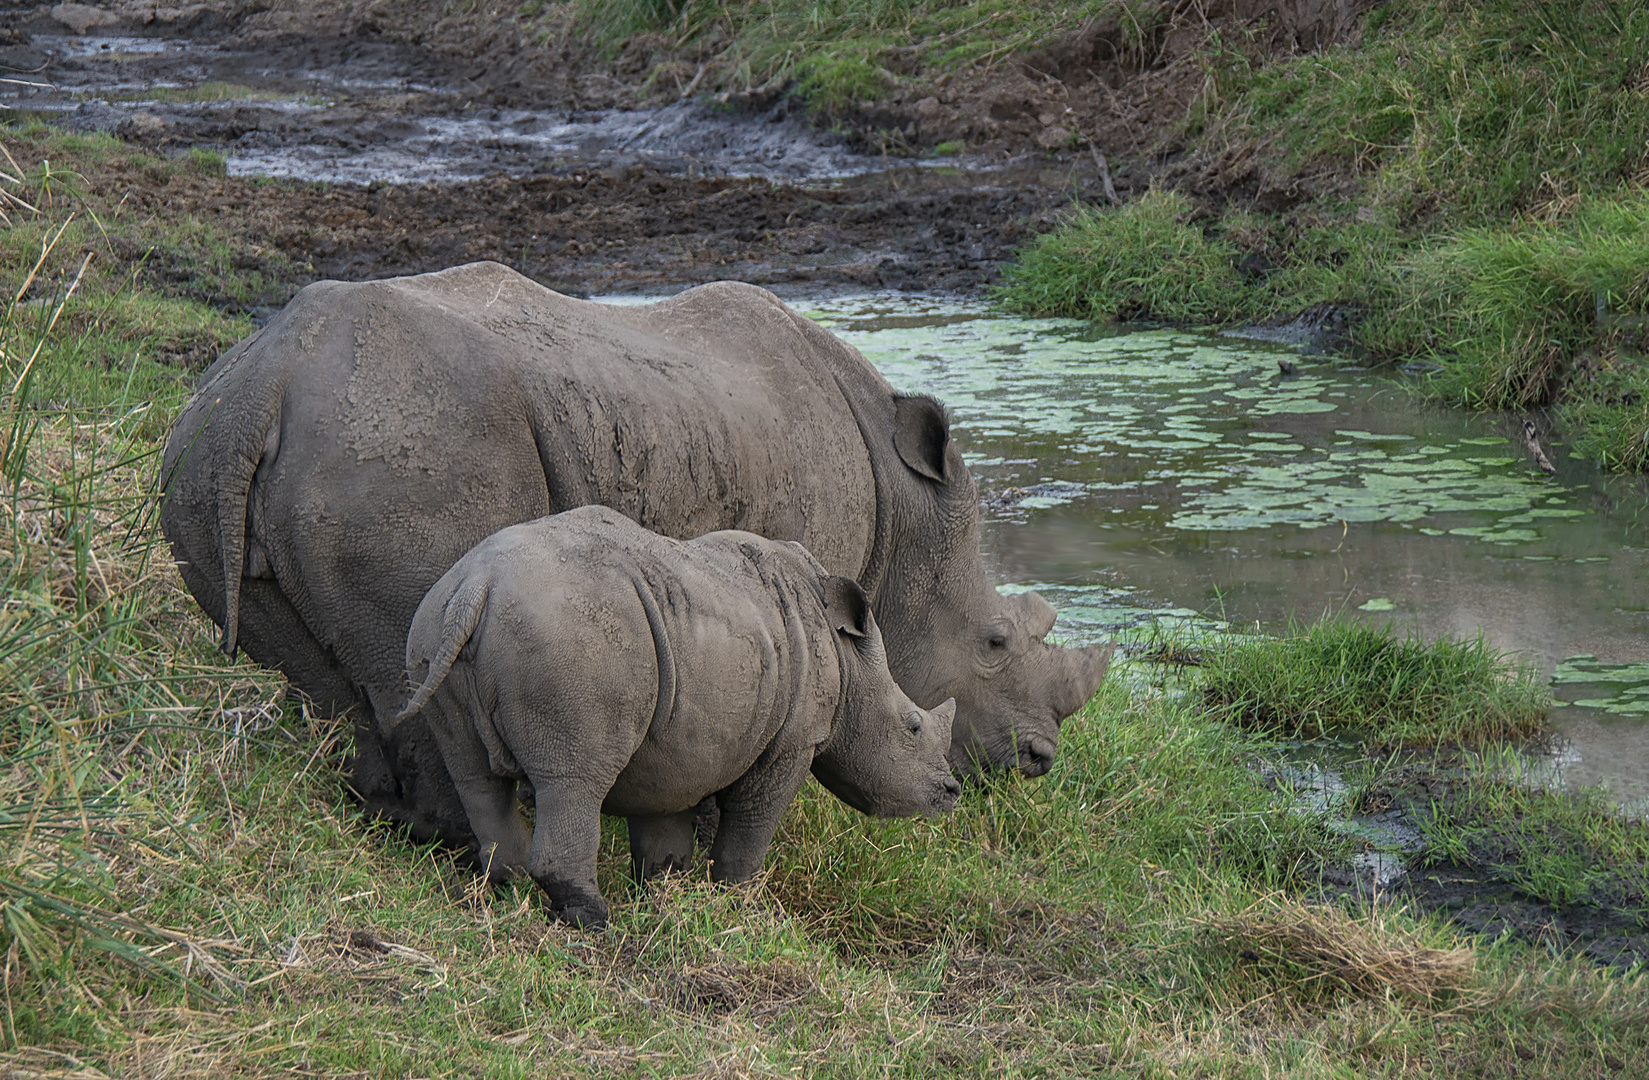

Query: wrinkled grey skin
[398,506,960,927]
[159,261,1111,850]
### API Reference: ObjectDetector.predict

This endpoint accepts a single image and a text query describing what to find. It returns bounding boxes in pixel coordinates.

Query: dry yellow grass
[1204,893,1477,1006]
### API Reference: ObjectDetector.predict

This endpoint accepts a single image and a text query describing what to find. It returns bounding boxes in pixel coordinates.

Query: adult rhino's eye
[905,712,923,733]
[988,634,1007,650]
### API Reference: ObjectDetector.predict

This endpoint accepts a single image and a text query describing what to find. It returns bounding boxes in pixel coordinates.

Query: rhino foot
[551,900,610,930]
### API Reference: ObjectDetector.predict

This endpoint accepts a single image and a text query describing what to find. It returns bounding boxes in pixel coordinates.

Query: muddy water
[796,296,1649,805]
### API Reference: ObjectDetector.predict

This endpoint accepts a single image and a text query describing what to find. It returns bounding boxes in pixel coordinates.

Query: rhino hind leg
[626,810,698,882]
[413,685,531,882]
[522,774,611,928]
[357,692,483,853]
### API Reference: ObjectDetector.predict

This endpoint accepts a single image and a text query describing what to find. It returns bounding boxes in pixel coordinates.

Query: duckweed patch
[1198,621,1551,748]
[806,298,1589,547]
[1553,657,1649,718]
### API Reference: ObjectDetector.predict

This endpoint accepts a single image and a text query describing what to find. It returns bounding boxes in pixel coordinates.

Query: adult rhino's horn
[892,394,952,483]
[1057,641,1115,720]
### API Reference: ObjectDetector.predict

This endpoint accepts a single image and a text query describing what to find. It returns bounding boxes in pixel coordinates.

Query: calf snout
[1017,735,1057,777]
[935,775,962,813]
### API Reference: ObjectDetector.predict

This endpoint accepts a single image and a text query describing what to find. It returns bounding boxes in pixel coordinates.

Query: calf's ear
[823,576,872,639]
[893,395,951,483]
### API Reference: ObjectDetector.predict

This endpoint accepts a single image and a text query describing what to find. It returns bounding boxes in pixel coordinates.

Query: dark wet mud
[1334,767,1649,970]
[2,23,1099,298]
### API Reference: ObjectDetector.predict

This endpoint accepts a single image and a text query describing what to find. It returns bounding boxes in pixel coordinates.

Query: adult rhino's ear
[893,394,951,483]
[823,576,871,639]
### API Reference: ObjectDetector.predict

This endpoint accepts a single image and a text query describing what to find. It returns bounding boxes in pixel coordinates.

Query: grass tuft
[996,190,1253,324]
[996,0,1649,471]
[1198,620,1551,747]
[570,0,1142,109]
[1204,894,1477,1005]
[1377,194,1649,413]
[1413,754,1649,918]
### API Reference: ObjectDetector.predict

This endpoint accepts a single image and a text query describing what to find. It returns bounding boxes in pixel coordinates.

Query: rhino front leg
[708,747,813,884]
[627,810,697,882]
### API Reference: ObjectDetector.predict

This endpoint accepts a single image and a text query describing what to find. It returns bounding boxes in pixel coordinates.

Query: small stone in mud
[120,112,166,138]
[51,3,119,34]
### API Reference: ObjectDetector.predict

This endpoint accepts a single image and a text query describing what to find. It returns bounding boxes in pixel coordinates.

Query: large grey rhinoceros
[159,261,1111,848]
[398,505,961,926]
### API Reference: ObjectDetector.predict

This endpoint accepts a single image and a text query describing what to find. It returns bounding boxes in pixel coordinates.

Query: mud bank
[2,17,1109,297]
[46,141,1072,304]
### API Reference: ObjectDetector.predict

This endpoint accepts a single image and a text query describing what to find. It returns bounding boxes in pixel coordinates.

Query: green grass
[571,0,1150,108]
[1219,0,1649,224]
[996,190,1258,325]
[1198,620,1552,747]
[1417,771,1649,920]
[108,82,304,106]
[1373,195,1649,411]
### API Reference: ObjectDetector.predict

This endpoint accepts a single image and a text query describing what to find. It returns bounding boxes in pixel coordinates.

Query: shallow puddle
[797,296,1649,804]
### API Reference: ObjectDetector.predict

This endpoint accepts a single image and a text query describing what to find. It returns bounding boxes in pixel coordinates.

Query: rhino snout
[934,774,962,814]
[1017,734,1057,778]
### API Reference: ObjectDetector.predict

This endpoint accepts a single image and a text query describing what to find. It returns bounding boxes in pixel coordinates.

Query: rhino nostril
[1019,736,1056,777]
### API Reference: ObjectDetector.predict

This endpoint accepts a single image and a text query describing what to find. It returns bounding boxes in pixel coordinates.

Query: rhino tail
[215,404,281,658]
[396,577,490,724]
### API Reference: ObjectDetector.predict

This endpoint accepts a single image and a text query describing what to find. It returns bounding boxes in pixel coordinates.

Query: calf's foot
[536,875,610,929]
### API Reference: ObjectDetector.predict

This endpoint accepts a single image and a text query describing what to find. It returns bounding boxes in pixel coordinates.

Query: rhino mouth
[931,776,962,814]
[949,729,1055,778]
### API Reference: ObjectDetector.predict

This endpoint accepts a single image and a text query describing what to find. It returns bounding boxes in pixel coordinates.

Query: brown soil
[200,0,1374,164]
[68,146,1077,305]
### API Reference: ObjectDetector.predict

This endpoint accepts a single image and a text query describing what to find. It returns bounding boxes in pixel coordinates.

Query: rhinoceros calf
[397,506,960,927]
[159,262,1111,851]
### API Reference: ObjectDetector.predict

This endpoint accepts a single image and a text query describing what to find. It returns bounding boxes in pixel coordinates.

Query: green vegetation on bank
[997,0,1649,471]
[5,129,1649,1078]
[574,0,1136,107]
[1198,621,1551,747]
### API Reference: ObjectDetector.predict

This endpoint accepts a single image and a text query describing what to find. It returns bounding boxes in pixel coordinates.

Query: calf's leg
[708,747,812,884]
[521,774,610,927]
[418,684,530,880]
